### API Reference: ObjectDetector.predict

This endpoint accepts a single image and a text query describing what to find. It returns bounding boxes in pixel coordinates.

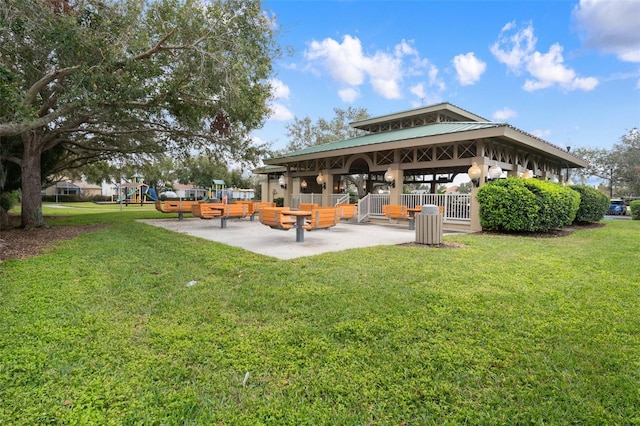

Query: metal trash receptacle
[415,204,443,245]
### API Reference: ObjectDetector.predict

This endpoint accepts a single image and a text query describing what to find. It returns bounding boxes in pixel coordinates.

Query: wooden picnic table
[281,210,312,242]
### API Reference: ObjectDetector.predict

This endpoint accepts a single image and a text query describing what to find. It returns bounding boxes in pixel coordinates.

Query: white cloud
[395,39,418,57]
[532,129,551,138]
[493,107,517,121]
[410,83,426,99]
[428,65,446,91]
[266,79,293,121]
[268,102,294,121]
[492,22,598,92]
[304,35,430,101]
[338,87,360,103]
[452,52,487,85]
[305,35,366,86]
[367,50,403,99]
[490,21,536,73]
[270,79,290,100]
[523,44,598,91]
[573,0,640,63]
[409,83,443,107]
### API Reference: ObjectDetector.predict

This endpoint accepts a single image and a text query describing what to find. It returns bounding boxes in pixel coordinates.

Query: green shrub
[570,185,609,223]
[522,179,579,230]
[631,200,640,220]
[274,197,284,207]
[476,179,539,232]
[476,178,580,233]
[0,191,18,211]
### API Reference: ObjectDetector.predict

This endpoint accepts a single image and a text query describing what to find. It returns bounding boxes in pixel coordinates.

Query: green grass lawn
[1,204,639,424]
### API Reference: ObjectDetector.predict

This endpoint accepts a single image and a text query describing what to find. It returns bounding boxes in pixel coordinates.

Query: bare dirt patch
[0,216,110,262]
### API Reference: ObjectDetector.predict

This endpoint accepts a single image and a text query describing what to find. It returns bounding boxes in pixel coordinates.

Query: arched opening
[345,158,370,199]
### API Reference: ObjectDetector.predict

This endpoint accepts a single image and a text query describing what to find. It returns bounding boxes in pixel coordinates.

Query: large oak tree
[0,0,279,228]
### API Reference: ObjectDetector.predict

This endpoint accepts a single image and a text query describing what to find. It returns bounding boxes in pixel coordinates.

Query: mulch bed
[0,216,109,262]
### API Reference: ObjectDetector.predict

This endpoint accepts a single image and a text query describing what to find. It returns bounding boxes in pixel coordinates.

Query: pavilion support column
[283,171,293,207]
[470,187,482,232]
[260,176,269,202]
[318,169,334,206]
[469,161,488,232]
[324,173,334,206]
[388,165,403,205]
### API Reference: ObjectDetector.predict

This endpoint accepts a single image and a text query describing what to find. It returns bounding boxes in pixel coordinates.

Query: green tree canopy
[175,155,250,190]
[574,128,640,197]
[281,107,369,153]
[281,107,370,197]
[0,0,279,228]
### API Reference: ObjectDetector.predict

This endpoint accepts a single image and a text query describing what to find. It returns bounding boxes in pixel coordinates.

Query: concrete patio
[139,217,458,260]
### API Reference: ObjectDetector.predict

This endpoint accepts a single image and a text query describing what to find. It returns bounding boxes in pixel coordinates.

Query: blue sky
[254,0,640,154]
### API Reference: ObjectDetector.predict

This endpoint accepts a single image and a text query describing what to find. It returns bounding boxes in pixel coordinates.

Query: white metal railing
[332,193,350,206]
[357,194,371,222]
[361,194,390,218]
[403,193,444,209]
[401,193,470,222]
[295,192,470,223]
[291,193,323,209]
[443,194,471,222]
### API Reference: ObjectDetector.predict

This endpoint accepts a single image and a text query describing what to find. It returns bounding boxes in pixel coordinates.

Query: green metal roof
[267,122,503,161]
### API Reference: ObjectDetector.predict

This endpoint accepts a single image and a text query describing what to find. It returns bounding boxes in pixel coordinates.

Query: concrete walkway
[139,217,444,260]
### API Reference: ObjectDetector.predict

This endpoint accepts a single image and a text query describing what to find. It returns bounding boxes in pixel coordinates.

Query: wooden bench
[250,201,276,221]
[336,203,358,220]
[298,203,318,211]
[220,203,247,228]
[192,202,224,219]
[259,207,296,230]
[155,200,196,214]
[303,207,338,231]
[233,201,255,215]
[382,204,410,220]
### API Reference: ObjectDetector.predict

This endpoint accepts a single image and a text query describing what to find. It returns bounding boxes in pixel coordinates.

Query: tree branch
[0,155,22,166]
[24,66,80,107]
[130,29,177,62]
[0,104,78,138]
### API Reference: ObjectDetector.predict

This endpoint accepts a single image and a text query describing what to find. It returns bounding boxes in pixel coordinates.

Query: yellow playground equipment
[113,173,158,204]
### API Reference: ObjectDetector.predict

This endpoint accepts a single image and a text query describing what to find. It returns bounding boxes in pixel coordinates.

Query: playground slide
[145,188,159,201]
[116,188,139,202]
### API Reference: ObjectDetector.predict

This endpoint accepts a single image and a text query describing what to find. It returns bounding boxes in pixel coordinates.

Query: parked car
[608,198,627,215]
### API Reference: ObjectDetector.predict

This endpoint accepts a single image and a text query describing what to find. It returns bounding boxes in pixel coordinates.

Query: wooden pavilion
[259,102,587,231]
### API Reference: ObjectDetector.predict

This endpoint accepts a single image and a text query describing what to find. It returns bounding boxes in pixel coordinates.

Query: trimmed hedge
[476,178,580,233]
[631,200,640,220]
[570,185,609,223]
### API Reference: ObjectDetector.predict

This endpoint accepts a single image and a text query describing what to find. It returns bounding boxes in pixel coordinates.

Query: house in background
[42,180,102,198]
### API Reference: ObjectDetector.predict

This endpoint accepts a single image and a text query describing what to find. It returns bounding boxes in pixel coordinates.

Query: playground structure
[112,175,255,205]
[113,174,158,204]
[203,180,255,202]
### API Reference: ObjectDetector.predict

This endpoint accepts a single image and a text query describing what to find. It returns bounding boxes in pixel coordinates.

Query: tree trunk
[21,133,46,229]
